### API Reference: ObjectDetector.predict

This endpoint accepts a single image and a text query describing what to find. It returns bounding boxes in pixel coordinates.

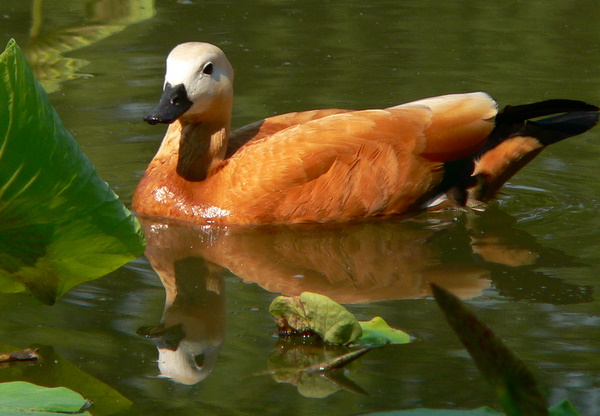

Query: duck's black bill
[144,83,193,125]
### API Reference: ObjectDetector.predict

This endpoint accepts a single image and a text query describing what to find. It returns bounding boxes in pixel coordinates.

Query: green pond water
[1,1,599,415]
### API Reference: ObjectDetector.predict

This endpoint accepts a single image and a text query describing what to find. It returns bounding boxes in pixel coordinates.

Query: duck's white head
[145,42,234,125]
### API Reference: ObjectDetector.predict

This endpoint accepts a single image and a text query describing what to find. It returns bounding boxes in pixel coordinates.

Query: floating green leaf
[357,317,411,347]
[0,381,91,415]
[0,344,132,416]
[270,292,411,347]
[270,292,362,345]
[0,39,145,304]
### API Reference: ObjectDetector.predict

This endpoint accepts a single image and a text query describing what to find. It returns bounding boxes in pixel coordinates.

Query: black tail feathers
[437,98,599,209]
[494,99,599,146]
[497,99,599,124]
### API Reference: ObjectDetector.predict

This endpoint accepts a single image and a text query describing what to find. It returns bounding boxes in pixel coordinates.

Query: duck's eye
[194,354,205,368]
[202,62,214,75]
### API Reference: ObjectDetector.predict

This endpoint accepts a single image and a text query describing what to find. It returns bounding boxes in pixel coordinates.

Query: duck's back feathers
[226,109,352,157]
[221,107,436,222]
[209,93,499,222]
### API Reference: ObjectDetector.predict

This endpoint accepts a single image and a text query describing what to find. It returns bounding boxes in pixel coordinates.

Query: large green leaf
[0,39,145,304]
[0,381,91,415]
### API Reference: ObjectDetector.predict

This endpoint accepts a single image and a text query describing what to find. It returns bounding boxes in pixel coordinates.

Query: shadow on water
[136,207,592,386]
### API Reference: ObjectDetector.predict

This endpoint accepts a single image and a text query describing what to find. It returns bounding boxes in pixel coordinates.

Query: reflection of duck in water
[136,207,592,384]
[138,215,490,305]
[138,228,226,385]
[139,210,592,308]
[133,42,598,224]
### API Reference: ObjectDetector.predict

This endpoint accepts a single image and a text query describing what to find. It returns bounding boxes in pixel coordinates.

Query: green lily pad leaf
[270,292,362,345]
[0,39,145,304]
[430,284,549,416]
[357,407,503,415]
[356,317,411,347]
[270,293,313,334]
[0,381,91,415]
[300,292,363,344]
[0,344,132,416]
[270,293,413,347]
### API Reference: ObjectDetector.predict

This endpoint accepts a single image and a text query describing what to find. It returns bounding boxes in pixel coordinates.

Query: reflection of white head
[157,338,222,385]
[164,42,234,121]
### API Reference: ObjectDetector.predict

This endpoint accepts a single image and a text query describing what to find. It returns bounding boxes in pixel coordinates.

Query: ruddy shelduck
[133,42,599,224]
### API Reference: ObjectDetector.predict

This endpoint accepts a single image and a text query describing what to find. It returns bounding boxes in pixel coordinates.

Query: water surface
[1,1,599,415]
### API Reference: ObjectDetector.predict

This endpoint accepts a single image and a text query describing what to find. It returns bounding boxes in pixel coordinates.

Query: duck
[132,42,599,224]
